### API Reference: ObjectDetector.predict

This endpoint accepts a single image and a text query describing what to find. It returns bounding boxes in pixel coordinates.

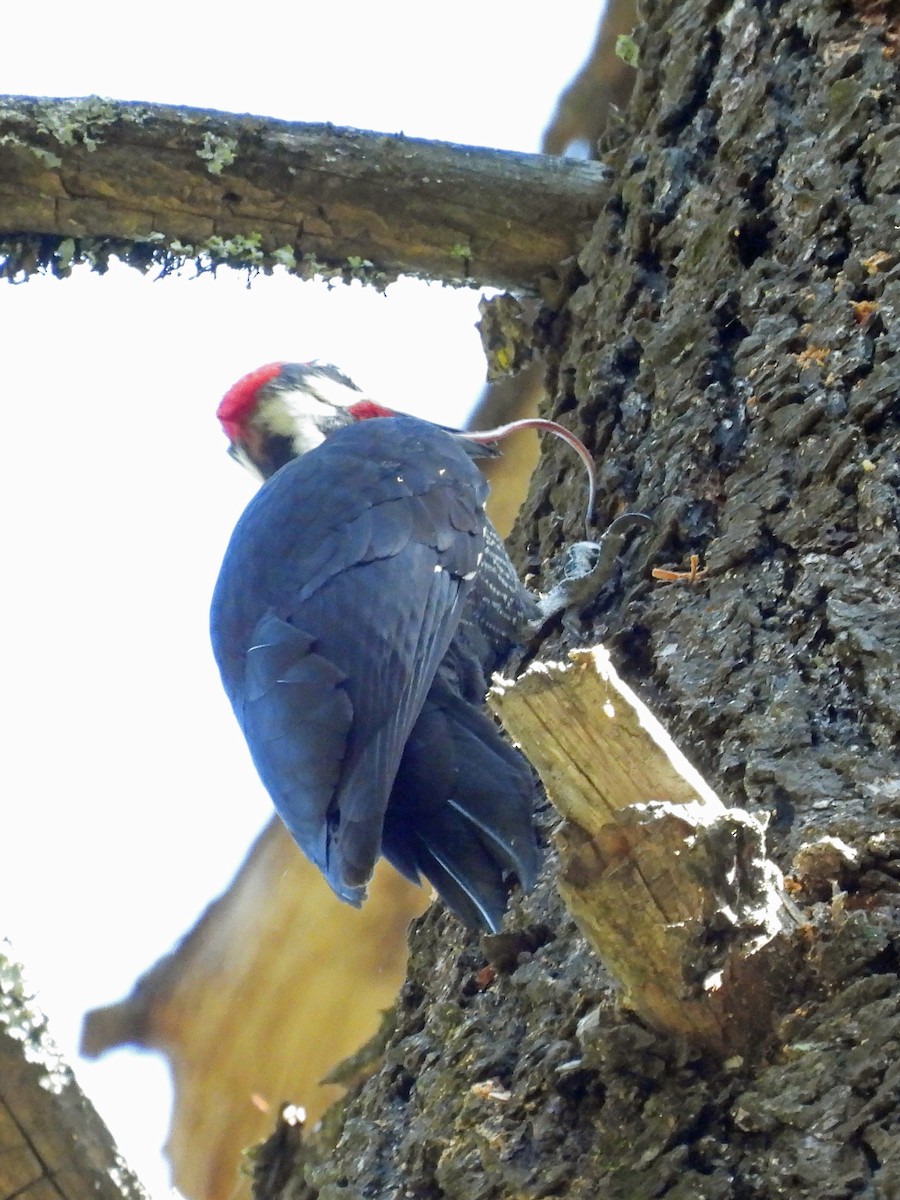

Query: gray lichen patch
[198,131,239,175]
[34,95,119,151]
[0,942,70,1095]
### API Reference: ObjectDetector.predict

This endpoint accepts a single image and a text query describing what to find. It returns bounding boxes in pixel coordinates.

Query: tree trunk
[251,0,900,1196]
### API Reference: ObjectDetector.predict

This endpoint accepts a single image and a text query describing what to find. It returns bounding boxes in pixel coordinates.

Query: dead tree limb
[0,96,608,290]
[80,825,422,1200]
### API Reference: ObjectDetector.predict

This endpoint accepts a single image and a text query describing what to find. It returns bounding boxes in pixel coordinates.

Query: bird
[210,362,548,932]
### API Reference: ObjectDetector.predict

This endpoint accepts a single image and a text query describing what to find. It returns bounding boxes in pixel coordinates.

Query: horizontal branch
[0,96,609,289]
[490,648,799,1059]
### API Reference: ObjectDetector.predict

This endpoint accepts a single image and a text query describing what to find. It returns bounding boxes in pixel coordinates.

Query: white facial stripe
[251,372,382,461]
[254,392,335,457]
[304,374,367,411]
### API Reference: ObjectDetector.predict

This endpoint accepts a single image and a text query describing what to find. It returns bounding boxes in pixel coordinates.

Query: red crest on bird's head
[217,362,284,445]
[217,362,396,480]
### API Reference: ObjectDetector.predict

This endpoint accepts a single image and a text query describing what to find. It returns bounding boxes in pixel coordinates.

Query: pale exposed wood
[0,97,609,290]
[0,947,148,1200]
[81,821,426,1200]
[490,648,798,1057]
[468,362,544,537]
[542,0,639,154]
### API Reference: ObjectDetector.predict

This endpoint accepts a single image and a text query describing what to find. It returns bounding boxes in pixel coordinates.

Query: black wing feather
[210,416,487,903]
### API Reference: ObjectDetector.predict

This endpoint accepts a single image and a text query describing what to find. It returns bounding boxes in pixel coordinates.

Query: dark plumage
[211,406,540,931]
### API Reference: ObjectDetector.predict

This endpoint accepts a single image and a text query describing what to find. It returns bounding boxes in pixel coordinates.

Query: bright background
[1,4,604,1195]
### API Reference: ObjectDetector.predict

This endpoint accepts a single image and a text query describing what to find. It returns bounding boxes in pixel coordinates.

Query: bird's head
[218,360,598,524]
[217,361,397,481]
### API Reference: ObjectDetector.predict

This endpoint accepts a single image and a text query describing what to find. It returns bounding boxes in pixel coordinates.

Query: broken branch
[490,647,798,1058]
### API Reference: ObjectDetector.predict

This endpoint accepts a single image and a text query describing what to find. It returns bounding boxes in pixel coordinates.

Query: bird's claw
[537,512,653,626]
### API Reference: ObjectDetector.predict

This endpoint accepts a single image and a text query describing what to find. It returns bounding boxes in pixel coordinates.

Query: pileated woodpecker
[210,363,642,931]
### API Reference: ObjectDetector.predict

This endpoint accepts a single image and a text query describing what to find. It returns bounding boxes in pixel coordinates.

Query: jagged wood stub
[0,96,608,289]
[490,647,798,1057]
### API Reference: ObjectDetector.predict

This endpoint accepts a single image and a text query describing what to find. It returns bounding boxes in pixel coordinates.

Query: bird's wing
[211,416,487,903]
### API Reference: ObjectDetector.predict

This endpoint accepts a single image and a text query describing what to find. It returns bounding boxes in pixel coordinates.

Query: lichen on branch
[0,95,609,289]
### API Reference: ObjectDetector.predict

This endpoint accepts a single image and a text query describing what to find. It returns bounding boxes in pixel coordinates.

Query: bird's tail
[381,680,540,932]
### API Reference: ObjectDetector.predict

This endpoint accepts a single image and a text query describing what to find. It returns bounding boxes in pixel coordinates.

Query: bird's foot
[536,512,653,630]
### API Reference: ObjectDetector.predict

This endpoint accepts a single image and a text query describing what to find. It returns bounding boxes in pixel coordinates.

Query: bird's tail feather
[381,682,539,932]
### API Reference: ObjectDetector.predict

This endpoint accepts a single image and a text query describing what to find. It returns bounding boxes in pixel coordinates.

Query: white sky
[1,3,606,1194]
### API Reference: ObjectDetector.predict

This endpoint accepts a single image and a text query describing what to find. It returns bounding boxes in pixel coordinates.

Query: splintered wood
[490,647,798,1058]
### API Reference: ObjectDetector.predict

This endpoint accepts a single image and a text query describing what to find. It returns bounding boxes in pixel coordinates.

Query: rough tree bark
[247,0,900,1196]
